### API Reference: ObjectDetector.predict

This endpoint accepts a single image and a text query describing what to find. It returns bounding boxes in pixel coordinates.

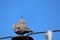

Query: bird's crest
[21,16,24,19]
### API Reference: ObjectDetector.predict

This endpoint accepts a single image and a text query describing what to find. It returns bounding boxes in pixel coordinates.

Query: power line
[26,30,60,36]
[0,30,60,39]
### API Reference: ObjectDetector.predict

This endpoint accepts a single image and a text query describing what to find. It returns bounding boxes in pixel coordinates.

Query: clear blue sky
[0,0,60,40]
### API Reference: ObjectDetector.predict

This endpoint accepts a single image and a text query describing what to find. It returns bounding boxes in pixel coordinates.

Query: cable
[0,30,60,39]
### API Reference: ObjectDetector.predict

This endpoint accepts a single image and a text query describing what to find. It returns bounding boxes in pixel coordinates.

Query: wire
[0,36,12,39]
[26,30,60,36]
[0,30,60,39]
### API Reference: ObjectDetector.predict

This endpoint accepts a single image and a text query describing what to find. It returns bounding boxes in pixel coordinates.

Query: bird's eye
[17,27,20,29]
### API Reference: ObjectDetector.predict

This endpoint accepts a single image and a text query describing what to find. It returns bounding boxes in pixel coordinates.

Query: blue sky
[0,0,60,40]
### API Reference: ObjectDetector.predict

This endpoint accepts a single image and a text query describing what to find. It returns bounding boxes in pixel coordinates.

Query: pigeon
[12,17,33,36]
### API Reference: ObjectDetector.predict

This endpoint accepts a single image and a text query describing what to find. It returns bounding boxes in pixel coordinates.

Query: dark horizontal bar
[0,30,60,39]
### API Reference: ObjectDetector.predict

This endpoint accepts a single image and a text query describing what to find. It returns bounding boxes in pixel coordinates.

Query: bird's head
[19,16,25,24]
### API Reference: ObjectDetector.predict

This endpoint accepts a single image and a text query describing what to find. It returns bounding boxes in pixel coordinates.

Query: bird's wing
[12,23,20,32]
[22,25,33,32]
[12,24,16,32]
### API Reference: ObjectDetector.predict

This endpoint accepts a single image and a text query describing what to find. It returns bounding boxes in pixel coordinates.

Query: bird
[45,30,52,40]
[12,17,33,36]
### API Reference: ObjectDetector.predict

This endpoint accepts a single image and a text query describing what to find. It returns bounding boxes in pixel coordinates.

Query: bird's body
[12,17,33,36]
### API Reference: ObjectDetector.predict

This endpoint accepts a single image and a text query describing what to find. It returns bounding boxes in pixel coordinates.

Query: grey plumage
[12,17,33,35]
